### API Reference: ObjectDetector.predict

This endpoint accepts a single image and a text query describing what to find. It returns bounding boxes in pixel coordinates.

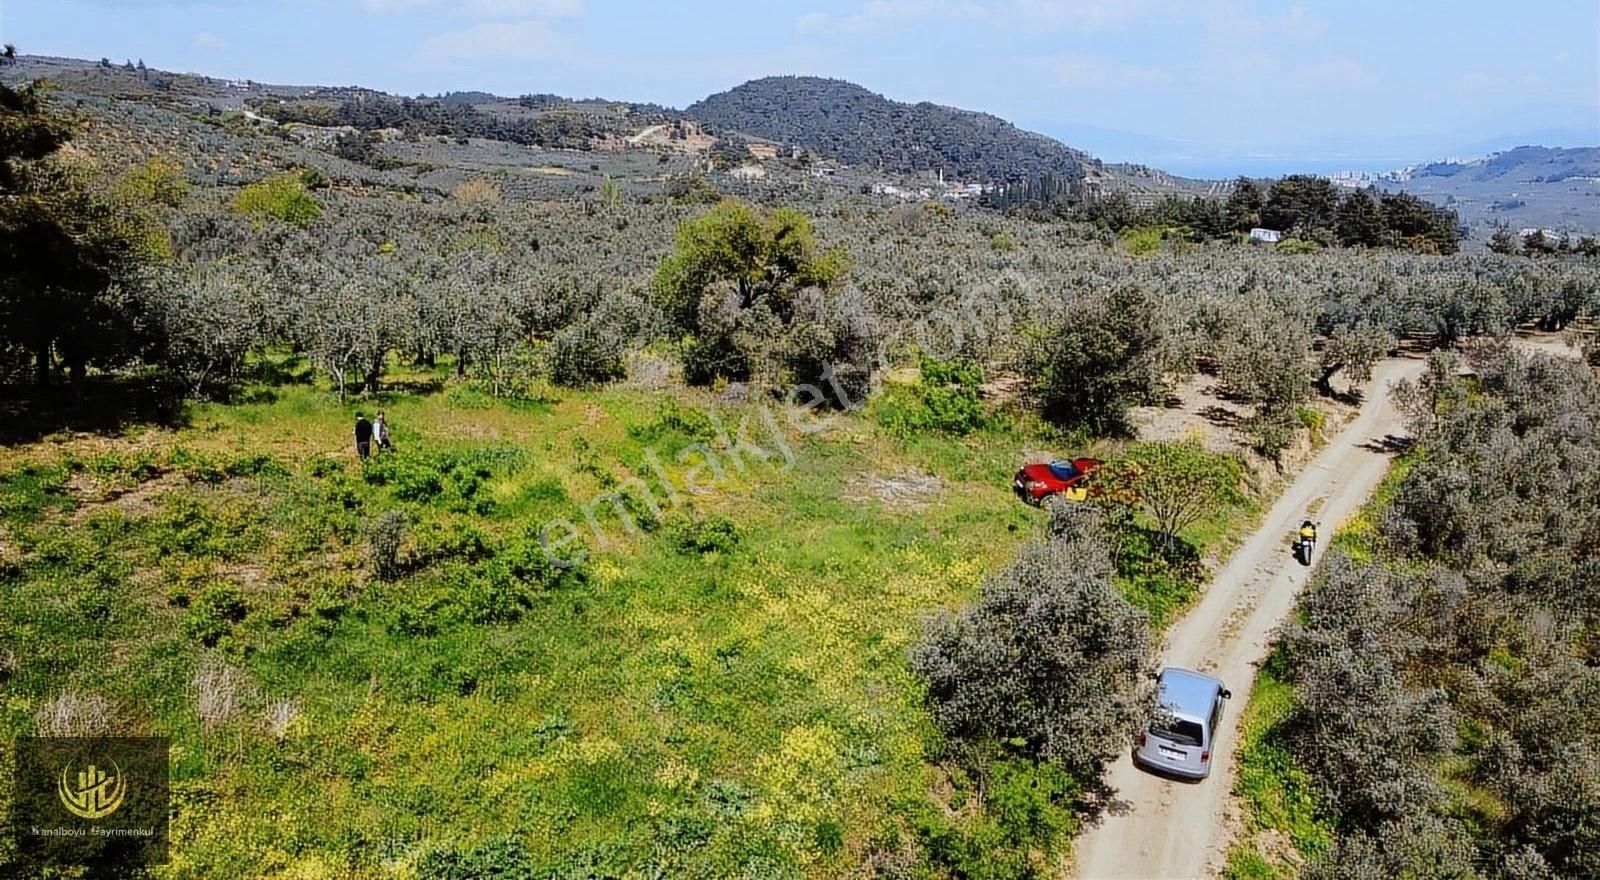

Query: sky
[3,0,1597,177]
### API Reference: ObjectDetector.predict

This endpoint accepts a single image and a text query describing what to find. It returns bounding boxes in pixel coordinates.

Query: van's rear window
[1155,719,1203,747]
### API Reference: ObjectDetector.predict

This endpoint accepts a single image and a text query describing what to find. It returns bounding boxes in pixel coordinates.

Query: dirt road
[1072,356,1425,880]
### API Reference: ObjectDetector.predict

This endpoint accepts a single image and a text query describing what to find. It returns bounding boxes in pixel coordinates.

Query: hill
[686,76,1091,184]
[1333,146,1600,239]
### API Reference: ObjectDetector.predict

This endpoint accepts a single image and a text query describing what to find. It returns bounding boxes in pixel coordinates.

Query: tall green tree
[653,199,846,330]
[1224,176,1264,232]
[0,82,162,385]
[1022,285,1174,434]
[1380,191,1460,255]
[1488,226,1519,255]
[1262,175,1339,240]
[1335,189,1384,247]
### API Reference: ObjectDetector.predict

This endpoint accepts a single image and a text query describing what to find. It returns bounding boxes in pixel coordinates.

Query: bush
[182,582,247,647]
[415,834,535,880]
[231,175,321,225]
[548,320,627,387]
[668,514,741,555]
[1022,285,1170,434]
[626,399,716,445]
[368,510,409,580]
[911,505,1152,776]
[781,287,879,408]
[875,357,987,436]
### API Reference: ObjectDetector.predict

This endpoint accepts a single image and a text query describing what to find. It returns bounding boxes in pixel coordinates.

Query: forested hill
[686,76,1091,183]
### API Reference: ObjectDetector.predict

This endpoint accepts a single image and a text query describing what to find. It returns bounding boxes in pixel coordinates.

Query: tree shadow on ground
[0,381,189,444]
[1326,386,1365,407]
[1359,434,1414,454]
[1074,775,1133,824]
[1199,404,1245,429]
[382,377,446,395]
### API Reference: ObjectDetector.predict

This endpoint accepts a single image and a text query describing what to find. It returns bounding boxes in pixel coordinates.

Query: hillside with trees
[2,49,1599,878]
[686,76,1091,183]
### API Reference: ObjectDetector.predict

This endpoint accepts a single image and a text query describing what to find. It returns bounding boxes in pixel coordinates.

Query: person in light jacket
[373,411,394,453]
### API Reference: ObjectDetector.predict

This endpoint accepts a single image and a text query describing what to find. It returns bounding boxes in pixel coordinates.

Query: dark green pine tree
[1335,188,1385,247]
[1224,176,1264,231]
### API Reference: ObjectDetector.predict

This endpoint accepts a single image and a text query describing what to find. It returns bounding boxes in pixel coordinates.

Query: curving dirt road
[1072,356,1426,880]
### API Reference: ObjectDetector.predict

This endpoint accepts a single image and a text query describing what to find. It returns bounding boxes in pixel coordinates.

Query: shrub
[627,399,716,445]
[181,582,247,646]
[1021,285,1171,434]
[668,514,741,555]
[1121,226,1163,256]
[117,156,190,208]
[225,452,288,479]
[368,510,409,580]
[231,175,321,225]
[781,287,879,408]
[875,357,988,436]
[911,505,1152,776]
[415,834,535,880]
[549,320,628,387]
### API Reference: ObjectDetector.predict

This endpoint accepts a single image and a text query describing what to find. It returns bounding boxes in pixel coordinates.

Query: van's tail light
[1200,750,1210,762]
[1136,732,1146,747]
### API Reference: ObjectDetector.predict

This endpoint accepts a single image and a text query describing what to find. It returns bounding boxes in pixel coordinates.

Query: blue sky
[4,1,1596,176]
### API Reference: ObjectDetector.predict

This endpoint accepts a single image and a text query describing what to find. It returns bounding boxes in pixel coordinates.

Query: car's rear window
[1154,719,1204,747]
[1047,461,1080,480]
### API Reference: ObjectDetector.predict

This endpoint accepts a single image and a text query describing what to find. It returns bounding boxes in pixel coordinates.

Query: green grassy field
[0,363,1262,878]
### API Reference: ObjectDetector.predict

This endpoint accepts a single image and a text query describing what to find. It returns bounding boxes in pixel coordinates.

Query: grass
[0,375,1049,877]
[0,362,1289,876]
[1327,450,1416,564]
[1222,650,1333,879]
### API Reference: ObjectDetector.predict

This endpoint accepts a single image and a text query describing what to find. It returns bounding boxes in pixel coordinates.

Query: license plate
[1159,747,1185,760]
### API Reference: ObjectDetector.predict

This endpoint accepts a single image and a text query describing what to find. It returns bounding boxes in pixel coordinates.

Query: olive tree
[911,504,1152,776]
[1100,440,1242,553]
[1317,321,1395,397]
[1021,285,1175,434]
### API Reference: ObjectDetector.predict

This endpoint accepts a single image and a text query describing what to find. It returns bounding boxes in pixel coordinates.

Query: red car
[1014,457,1102,506]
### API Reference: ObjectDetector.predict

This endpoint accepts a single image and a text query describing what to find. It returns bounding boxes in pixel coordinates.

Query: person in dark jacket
[354,412,373,461]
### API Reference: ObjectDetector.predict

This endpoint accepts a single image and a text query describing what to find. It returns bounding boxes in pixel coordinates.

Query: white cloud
[809,0,1323,38]
[800,0,1174,34]
[422,19,567,59]
[1043,53,1170,89]
[795,12,831,35]
[194,31,226,50]
[360,0,583,15]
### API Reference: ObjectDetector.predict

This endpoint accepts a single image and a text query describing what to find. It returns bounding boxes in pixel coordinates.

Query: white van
[1135,667,1232,780]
